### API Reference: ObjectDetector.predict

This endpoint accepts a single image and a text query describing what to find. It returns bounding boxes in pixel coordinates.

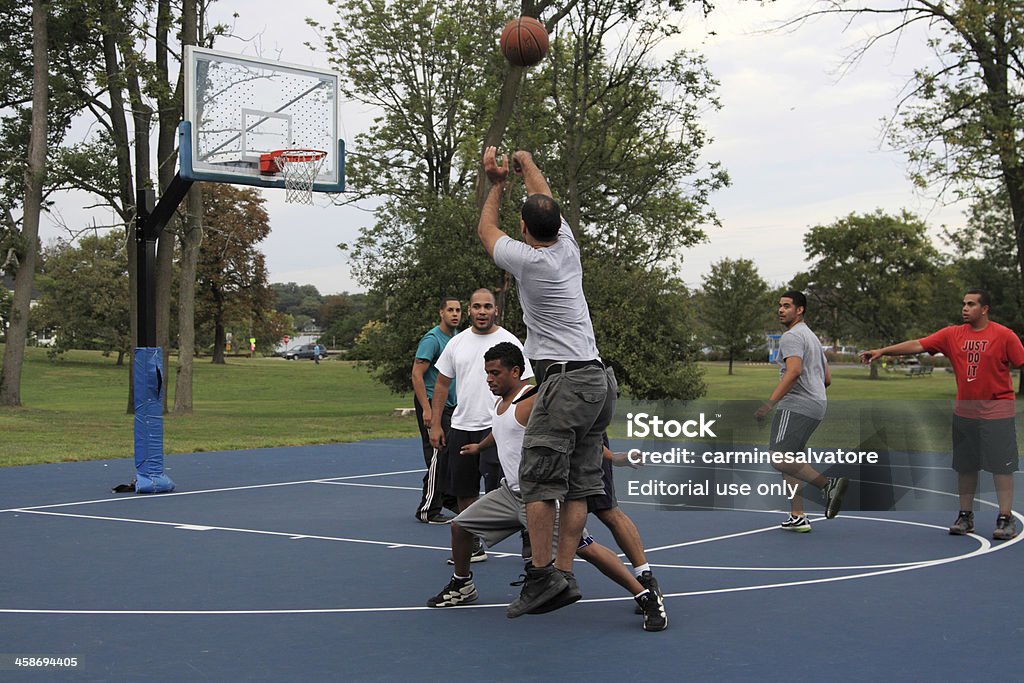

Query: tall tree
[700,258,771,376]
[195,185,273,364]
[323,0,724,398]
[0,0,49,406]
[796,209,941,378]
[795,1,1024,309]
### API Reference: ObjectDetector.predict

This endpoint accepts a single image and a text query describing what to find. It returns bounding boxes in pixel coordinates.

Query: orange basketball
[500,16,549,68]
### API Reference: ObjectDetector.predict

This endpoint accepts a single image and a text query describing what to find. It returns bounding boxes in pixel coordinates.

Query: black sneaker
[948,510,974,535]
[634,570,662,614]
[426,574,478,607]
[822,476,849,519]
[780,514,812,533]
[447,538,487,565]
[635,590,668,632]
[993,514,1019,541]
[426,512,453,524]
[506,563,569,618]
[527,569,581,614]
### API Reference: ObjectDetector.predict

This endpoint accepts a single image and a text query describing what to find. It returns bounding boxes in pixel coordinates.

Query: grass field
[0,348,966,468]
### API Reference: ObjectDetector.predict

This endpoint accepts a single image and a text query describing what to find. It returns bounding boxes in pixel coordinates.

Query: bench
[907,365,933,377]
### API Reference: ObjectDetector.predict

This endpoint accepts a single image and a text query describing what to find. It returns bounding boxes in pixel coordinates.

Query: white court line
[0,468,427,514]
[314,481,421,492]
[1,511,1019,615]
[7,509,454,553]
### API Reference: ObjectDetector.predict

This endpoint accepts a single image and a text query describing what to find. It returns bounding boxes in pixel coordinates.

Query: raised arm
[477,146,509,257]
[512,150,551,198]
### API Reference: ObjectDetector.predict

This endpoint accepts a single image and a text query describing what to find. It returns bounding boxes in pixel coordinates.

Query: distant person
[477,147,617,618]
[861,289,1024,540]
[411,296,462,524]
[313,343,321,364]
[754,290,848,532]
[429,289,532,522]
[428,342,666,631]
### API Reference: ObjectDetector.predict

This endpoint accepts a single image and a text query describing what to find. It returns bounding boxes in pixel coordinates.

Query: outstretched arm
[860,340,925,364]
[512,150,551,198]
[478,146,508,257]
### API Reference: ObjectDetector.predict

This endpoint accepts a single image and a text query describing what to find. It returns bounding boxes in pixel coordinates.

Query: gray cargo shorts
[518,364,617,503]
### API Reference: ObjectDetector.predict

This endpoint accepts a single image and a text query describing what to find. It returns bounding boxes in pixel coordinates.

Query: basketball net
[273,150,326,204]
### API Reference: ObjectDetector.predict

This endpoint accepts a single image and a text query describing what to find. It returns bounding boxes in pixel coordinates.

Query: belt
[542,359,604,382]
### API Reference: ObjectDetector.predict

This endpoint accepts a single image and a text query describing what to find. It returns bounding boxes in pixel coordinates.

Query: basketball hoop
[259,149,327,204]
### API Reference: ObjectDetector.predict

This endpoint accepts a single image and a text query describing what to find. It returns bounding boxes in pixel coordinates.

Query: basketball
[500,16,549,68]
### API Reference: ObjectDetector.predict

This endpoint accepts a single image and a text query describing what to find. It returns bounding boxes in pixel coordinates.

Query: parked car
[283,344,327,361]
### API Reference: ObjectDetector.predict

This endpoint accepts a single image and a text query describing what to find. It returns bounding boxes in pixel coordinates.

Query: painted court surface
[1,439,1021,681]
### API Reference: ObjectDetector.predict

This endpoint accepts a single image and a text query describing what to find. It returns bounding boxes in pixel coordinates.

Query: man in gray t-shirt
[754,291,848,533]
[476,146,618,619]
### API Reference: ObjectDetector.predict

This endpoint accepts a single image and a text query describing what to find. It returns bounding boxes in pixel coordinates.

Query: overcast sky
[43,0,966,295]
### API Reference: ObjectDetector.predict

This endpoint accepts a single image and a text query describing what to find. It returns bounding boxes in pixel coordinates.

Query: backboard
[180,46,345,193]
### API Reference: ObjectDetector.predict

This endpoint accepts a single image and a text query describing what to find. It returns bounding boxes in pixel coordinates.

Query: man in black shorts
[755,291,848,532]
[862,289,1024,539]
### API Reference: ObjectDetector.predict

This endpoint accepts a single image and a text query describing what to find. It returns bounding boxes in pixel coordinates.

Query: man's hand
[610,451,640,469]
[754,401,775,424]
[421,406,433,430]
[429,424,445,450]
[459,443,481,457]
[483,146,509,185]
[511,150,533,176]
[860,349,882,364]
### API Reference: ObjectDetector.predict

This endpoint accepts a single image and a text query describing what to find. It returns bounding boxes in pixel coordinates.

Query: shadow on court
[0,439,1021,681]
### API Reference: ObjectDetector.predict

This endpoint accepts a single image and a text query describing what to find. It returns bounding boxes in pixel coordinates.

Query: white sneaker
[780,514,811,533]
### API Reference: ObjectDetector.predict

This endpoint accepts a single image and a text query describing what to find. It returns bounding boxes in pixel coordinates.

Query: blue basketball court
[1,439,1021,681]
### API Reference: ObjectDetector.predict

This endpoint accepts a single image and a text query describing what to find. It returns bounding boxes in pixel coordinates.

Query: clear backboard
[180,46,345,194]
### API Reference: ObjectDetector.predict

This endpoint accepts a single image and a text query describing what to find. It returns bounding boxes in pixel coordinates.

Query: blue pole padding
[133,347,175,493]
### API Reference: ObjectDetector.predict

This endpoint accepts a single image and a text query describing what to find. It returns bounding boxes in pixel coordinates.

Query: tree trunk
[870,361,879,380]
[174,185,202,413]
[727,353,734,376]
[0,0,48,406]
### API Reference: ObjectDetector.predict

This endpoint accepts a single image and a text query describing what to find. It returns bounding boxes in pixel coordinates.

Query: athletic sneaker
[822,476,849,519]
[506,563,569,619]
[635,590,668,632]
[948,510,974,535]
[527,569,581,614]
[425,513,453,525]
[426,574,478,608]
[993,514,1019,541]
[447,538,487,565]
[634,570,662,614]
[780,514,812,533]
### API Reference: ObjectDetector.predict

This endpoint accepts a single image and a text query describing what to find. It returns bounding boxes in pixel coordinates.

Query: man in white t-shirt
[429,288,532,516]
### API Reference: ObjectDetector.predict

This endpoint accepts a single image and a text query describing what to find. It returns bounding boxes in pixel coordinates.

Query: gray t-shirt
[492,217,599,361]
[776,321,827,420]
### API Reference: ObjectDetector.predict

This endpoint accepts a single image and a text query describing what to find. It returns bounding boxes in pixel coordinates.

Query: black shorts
[769,409,821,453]
[447,428,501,498]
[587,457,618,513]
[952,415,1019,475]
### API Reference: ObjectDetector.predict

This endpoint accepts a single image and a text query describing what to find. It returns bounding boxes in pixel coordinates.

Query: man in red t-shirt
[861,289,1024,541]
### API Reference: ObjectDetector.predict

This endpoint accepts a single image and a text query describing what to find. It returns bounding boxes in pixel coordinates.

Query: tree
[34,232,130,361]
[794,2,1024,315]
[323,0,724,398]
[796,210,941,378]
[320,292,375,350]
[195,185,273,364]
[700,258,771,375]
[0,0,50,406]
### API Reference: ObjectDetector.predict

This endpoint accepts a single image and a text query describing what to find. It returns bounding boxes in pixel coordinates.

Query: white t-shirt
[491,218,599,361]
[435,326,533,430]
[489,384,532,492]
